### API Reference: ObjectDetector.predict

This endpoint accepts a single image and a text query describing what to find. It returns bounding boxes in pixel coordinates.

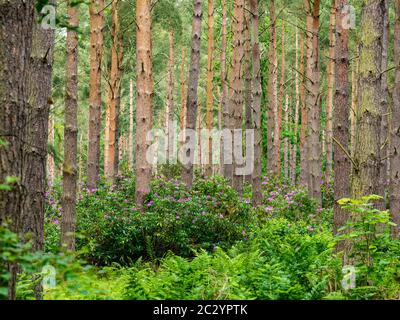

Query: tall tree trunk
[166,31,175,163]
[304,0,321,202]
[267,0,278,175]
[333,0,351,251]
[390,0,400,238]
[379,0,390,205]
[87,0,105,189]
[299,32,308,187]
[221,0,230,180]
[182,0,203,188]
[291,28,299,184]
[326,4,336,180]
[129,79,134,169]
[351,0,383,200]
[273,17,285,176]
[105,0,123,183]
[180,48,187,137]
[231,0,245,194]
[244,0,252,184]
[135,0,154,205]
[197,100,203,172]
[250,0,262,205]
[48,114,55,187]
[217,86,223,175]
[350,55,359,156]
[0,0,35,300]
[283,95,289,178]
[24,0,56,258]
[205,0,214,177]
[62,3,79,251]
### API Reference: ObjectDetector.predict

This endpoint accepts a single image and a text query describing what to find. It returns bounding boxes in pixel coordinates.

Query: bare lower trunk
[244,0,252,184]
[351,0,383,200]
[129,79,134,169]
[299,32,308,187]
[326,4,336,180]
[291,28,299,184]
[87,0,105,189]
[305,0,321,203]
[333,0,351,252]
[250,0,262,205]
[62,3,79,251]
[267,0,278,175]
[182,0,203,188]
[135,0,154,205]
[166,31,175,163]
[390,0,400,238]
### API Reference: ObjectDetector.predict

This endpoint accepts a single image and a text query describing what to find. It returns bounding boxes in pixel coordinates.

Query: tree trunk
[62,2,79,251]
[135,0,154,205]
[205,0,214,177]
[326,4,336,180]
[351,0,383,200]
[244,0,252,184]
[24,0,56,258]
[291,28,299,184]
[267,0,278,175]
[182,0,203,188]
[48,114,55,187]
[250,0,262,205]
[180,48,187,136]
[350,55,359,156]
[0,0,35,300]
[299,32,309,187]
[274,17,285,177]
[379,0,390,205]
[390,0,400,238]
[284,95,289,178]
[231,0,245,194]
[304,0,321,203]
[333,0,351,252]
[129,79,134,169]
[166,31,175,164]
[105,0,123,183]
[221,0,230,180]
[87,0,105,189]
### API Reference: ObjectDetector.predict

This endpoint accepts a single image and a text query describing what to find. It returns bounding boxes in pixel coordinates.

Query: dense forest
[1,0,400,300]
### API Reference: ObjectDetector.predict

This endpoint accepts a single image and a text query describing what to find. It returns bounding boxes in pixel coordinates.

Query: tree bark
[180,48,187,136]
[291,28,299,184]
[299,32,308,187]
[62,2,79,251]
[244,0,252,184]
[87,0,105,189]
[205,0,214,177]
[231,0,245,194]
[221,0,230,180]
[0,0,35,300]
[333,0,351,250]
[135,0,154,205]
[351,0,383,200]
[391,0,400,238]
[105,0,123,183]
[326,4,336,180]
[166,31,175,164]
[304,0,321,203]
[182,0,203,188]
[267,0,278,175]
[129,79,134,169]
[250,0,262,205]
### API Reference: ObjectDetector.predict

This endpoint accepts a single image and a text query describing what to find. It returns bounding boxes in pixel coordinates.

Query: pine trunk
[231,0,245,194]
[351,0,383,200]
[135,0,154,205]
[250,0,262,205]
[182,0,203,188]
[326,4,336,180]
[129,79,134,169]
[267,0,278,175]
[244,0,252,184]
[305,0,321,203]
[205,0,214,177]
[333,0,351,250]
[166,31,175,163]
[390,0,400,238]
[62,3,79,251]
[291,28,299,184]
[87,0,105,189]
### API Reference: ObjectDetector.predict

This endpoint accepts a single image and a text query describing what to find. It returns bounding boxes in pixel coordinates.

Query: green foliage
[335,196,400,299]
[44,176,255,266]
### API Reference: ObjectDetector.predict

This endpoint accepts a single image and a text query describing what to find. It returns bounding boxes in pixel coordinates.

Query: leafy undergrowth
[10,176,400,300]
